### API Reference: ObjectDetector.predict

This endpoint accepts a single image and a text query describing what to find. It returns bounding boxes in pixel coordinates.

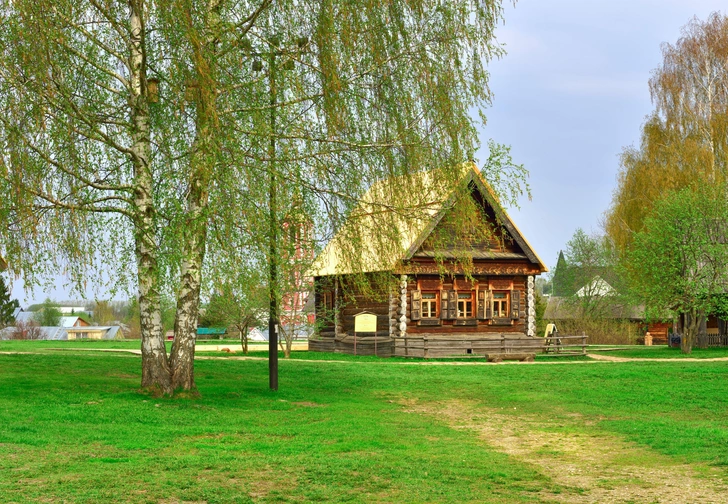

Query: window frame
[492,290,510,318]
[456,291,474,319]
[420,291,439,319]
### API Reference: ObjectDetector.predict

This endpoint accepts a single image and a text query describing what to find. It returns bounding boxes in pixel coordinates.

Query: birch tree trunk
[130,0,173,393]
[168,0,221,391]
[168,175,209,390]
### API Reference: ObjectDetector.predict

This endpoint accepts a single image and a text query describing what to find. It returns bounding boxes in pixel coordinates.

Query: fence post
[582,334,587,355]
[501,334,505,354]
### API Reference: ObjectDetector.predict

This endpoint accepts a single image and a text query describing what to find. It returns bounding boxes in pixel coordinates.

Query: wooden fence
[695,333,728,348]
[394,334,588,358]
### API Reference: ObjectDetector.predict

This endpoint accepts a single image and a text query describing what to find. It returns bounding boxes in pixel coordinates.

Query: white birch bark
[169,0,222,391]
[130,0,172,393]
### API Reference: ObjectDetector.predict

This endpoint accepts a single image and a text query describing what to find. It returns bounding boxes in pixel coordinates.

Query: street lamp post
[267,47,279,391]
[250,35,307,391]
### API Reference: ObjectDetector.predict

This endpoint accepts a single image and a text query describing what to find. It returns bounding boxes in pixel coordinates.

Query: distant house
[0,325,68,340]
[13,310,88,329]
[544,290,675,345]
[61,316,89,328]
[574,275,617,298]
[248,328,267,342]
[4,308,119,340]
[66,326,122,340]
[309,164,548,357]
[58,306,90,315]
[544,296,644,322]
[37,327,69,340]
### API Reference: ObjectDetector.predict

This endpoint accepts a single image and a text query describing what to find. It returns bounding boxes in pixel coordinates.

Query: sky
[479,0,727,271]
[9,1,727,305]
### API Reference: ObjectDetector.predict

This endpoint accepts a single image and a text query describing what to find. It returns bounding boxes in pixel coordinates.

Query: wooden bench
[486,353,535,363]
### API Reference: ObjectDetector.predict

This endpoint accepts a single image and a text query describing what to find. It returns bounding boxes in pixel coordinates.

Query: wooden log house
[309,165,548,357]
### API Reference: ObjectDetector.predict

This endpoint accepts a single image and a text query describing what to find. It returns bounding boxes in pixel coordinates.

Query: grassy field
[1,343,728,502]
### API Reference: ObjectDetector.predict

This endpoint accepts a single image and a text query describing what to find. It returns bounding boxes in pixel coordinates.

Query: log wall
[311,262,540,355]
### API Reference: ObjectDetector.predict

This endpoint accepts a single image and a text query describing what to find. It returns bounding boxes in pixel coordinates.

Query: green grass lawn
[1,343,728,502]
[0,339,147,351]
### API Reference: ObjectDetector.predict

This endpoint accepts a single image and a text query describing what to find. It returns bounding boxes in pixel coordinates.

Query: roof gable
[405,171,543,266]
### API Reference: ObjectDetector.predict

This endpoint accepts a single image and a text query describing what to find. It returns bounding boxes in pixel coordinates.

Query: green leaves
[625,184,728,323]
[0,275,19,328]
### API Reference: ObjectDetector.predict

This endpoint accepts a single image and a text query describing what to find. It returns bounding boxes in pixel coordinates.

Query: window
[457,292,474,318]
[421,292,438,318]
[492,291,509,318]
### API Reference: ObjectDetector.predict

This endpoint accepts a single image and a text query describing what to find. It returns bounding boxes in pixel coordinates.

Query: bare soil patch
[403,399,728,503]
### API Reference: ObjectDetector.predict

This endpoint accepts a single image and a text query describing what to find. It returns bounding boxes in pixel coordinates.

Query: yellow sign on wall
[354,312,377,333]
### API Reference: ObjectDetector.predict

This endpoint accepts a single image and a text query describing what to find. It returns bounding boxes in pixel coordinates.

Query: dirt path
[588,353,728,363]
[5,348,728,366]
[403,399,728,503]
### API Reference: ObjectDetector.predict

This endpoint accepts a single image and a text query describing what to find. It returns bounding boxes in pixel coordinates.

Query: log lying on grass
[486,353,535,363]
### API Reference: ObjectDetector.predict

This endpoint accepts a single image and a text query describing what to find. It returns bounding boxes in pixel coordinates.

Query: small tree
[9,321,44,340]
[93,301,116,326]
[0,275,19,328]
[556,229,621,318]
[200,282,266,355]
[625,185,728,353]
[34,298,62,327]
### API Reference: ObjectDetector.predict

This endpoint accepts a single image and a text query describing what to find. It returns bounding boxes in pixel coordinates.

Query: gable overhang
[403,168,548,273]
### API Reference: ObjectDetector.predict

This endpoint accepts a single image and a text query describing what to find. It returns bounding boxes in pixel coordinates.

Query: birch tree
[606,12,728,252]
[0,0,174,392]
[171,0,525,386]
[0,0,524,393]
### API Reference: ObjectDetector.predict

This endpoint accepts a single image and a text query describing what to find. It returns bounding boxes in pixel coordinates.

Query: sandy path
[587,353,728,363]
[6,348,728,367]
[404,399,728,503]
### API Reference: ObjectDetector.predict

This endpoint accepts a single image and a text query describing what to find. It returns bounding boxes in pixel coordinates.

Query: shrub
[9,321,45,340]
[554,318,640,345]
